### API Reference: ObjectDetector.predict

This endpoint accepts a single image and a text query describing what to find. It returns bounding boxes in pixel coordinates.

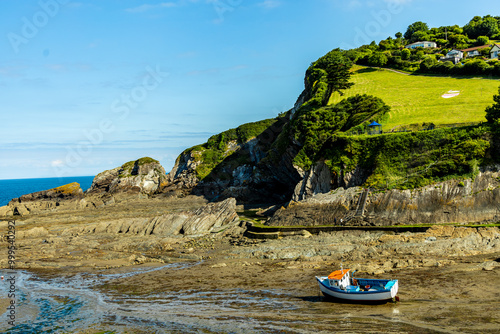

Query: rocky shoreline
[1,157,499,332]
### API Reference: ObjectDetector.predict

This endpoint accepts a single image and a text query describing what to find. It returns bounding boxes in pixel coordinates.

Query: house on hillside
[440,49,463,64]
[461,45,490,58]
[405,41,437,49]
[491,44,500,59]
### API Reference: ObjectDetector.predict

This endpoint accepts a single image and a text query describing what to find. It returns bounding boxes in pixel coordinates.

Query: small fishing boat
[316,267,398,303]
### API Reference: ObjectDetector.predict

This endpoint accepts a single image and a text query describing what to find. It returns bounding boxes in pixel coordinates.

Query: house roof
[491,44,500,51]
[461,45,491,52]
[328,269,350,280]
[368,121,382,127]
[406,41,436,46]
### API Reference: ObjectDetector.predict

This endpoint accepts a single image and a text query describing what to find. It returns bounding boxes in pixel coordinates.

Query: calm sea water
[0,176,95,207]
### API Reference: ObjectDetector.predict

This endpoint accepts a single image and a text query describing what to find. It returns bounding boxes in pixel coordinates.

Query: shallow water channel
[0,264,453,333]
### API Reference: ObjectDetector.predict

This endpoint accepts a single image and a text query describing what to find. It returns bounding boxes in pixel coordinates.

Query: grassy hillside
[329,66,499,130]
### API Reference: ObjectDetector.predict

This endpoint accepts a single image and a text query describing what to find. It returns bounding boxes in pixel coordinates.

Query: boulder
[86,157,167,196]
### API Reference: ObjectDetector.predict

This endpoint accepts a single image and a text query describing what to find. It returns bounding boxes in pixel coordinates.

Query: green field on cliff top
[328,66,500,131]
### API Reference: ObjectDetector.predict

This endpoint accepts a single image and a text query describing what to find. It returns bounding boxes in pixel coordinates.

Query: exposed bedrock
[62,197,239,237]
[268,170,500,226]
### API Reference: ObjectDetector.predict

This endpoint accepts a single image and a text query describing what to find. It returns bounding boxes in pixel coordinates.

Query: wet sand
[0,196,499,333]
[13,244,497,334]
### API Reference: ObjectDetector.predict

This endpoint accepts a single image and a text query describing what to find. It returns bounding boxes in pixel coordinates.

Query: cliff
[161,116,302,203]
[161,49,498,211]
[268,168,500,226]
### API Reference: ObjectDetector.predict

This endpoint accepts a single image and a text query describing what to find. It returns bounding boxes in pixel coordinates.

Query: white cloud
[51,160,64,167]
[125,2,177,13]
[258,0,282,9]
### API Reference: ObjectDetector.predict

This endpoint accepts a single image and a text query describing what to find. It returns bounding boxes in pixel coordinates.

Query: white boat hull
[316,276,398,302]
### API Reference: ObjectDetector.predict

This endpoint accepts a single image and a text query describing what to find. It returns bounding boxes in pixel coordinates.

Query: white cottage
[461,45,490,58]
[405,41,437,49]
[440,49,463,64]
[491,44,500,59]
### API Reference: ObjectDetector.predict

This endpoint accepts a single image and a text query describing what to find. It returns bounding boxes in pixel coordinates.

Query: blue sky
[0,0,497,179]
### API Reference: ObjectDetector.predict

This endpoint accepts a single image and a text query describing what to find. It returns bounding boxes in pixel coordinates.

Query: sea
[0,176,95,207]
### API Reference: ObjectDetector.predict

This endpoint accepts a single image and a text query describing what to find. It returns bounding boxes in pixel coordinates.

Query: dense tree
[395,32,403,39]
[404,21,429,42]
[448,33,469,49]
[401,48,411,60]
[293,94,391,159]
[379,39,392,50]
[315,49,354,102]
[419,56,437,72]
[486,86,500,123]
[368,52,388,67]
[476,36,490,46]
[464,16,500,38]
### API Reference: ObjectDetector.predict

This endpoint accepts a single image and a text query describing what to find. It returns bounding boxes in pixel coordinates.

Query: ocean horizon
[0,176,95,207]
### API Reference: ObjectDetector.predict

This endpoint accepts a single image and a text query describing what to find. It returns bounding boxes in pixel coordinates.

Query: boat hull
[316,276,398,302]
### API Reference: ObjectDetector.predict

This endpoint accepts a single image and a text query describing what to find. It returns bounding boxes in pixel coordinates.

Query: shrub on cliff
[292,94,390,169]
[485,85,500,124]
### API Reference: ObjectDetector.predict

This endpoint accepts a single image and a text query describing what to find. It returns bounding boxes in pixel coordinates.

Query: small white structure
[440,49,463,64]
[461,45,490,58]
[491,44,500,59]
[405,41,437,49]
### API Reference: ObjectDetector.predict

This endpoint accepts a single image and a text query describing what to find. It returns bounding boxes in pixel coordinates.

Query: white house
[491,44,500,59]
[440,49,463,64]
[461,45,490,58]
[405,41,437,49]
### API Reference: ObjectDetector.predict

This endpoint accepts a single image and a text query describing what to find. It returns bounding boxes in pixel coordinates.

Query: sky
[0,0,498,180]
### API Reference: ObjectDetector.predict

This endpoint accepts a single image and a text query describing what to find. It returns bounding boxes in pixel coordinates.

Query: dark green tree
[315,49,354,104]
[486,86,500,123]
[464,16,500,38]
[368,52,388,67]
[401,48,411,60]
[404,21,429,42]
[476,35,490,46]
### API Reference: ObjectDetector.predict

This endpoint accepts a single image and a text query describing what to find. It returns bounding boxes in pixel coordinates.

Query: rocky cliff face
[87,157,167,196]
[161,116,303,203]
[268,169,500,226]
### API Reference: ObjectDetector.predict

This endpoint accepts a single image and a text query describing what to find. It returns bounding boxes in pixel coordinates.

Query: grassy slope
[329,66,499,131]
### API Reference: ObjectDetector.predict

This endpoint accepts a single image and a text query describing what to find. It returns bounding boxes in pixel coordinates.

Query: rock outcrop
[0,158,170,217]
[0,182,84,217]
[292,161,332,201]
[64,198,239,237]
[87,157,167,196]
[162,117,302,203]
[268,170,500,226]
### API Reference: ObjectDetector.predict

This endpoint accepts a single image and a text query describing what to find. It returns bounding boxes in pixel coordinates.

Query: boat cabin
[328,269,351,289]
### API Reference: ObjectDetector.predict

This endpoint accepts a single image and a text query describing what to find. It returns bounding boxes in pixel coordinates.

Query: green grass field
[328,66,500,131]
